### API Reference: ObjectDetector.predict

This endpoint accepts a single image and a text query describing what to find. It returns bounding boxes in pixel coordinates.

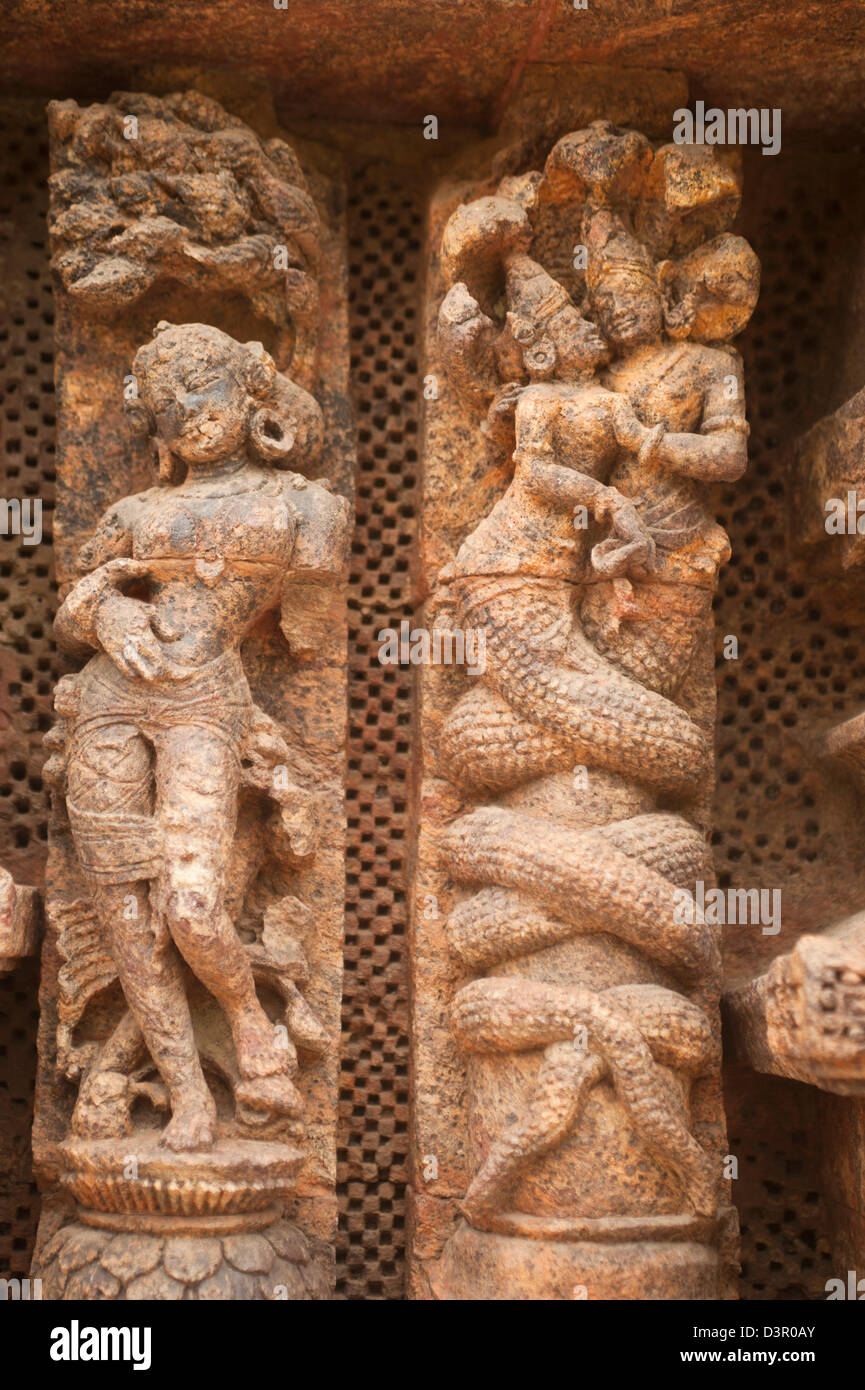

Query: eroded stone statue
[414,120,760,1299]
[33,89,351,1301]
[32,322,348,1299]
[48,321,348,1161]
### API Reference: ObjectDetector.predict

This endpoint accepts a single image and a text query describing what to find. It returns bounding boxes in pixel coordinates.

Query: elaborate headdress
[583,208,659,297]
[661,234,760,342]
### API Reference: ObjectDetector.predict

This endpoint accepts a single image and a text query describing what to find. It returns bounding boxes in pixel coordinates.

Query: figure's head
[583,208,664,350]
[128,322,323,477]
[660,234,760,343]
[504,254,609,380]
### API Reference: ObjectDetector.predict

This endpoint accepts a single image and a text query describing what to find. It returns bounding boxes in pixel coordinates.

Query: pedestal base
[34,1132,327,1299]
[430,1219,726,1300]
[56,1133,302,1220]
[34,1216,332,1301]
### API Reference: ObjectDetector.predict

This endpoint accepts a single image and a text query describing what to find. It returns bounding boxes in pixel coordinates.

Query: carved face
[506,302,610,382]
[588,266,664,350]
[664,234,761,344]
[141,348,251,466]
[534,303,610,379]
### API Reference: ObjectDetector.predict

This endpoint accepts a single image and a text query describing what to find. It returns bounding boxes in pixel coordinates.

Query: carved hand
[95,590,179,682]
[66,557,180,682]
[606,394,650,453]
[591,494,655,577]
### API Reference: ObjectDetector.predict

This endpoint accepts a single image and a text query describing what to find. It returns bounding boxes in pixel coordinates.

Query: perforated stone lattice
[715,149,865,949]
[0,120,857,1301]
[0,105,57,1279]
[715,146,865,1299]
[335,165,420,1298]
[725,1068,834,1300]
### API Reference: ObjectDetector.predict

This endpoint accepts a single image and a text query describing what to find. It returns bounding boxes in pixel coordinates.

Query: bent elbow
[715,438,748,482]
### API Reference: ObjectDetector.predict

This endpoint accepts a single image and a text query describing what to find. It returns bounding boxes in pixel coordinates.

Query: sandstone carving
[32,93,351,1301]
[793,384,865,571]
[50,320,347,1152]
[0,867,42,975]
[412,120,760,1300]
[48,90,322,386]
[725,402,865,1095]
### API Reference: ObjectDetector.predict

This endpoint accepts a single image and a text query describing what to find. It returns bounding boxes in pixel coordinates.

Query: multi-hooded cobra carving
[430,122,760,1277]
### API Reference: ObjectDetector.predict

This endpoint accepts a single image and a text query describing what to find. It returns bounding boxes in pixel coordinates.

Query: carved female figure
[53,322,349,1152]
[579,207,759,695]
[428,128,759,1279]
[438,234,711,800]
[436,250,722,1224]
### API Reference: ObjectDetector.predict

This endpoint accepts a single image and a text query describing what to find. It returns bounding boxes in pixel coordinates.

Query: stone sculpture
[412,120,760,1299]
[31,92,352,1301]
[0,868,41,976]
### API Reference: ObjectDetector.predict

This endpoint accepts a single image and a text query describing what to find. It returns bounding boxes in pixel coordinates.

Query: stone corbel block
[726,708,865,1093]
[0,866,42,975]
[792,385,865,568]
[725,924,865,1095]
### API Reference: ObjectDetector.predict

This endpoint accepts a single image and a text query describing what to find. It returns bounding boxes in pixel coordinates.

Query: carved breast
[132,487,297,569]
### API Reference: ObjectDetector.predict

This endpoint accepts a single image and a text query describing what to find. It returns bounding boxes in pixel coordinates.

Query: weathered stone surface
[126,1266,186,1300]
[4,3,865,1312]
[411,114,759,1298]
[29,88,353,1301]
[101,1234,165,1282]
[0,868,42,975]
[162,1236,222,1284]
[2,3,865,134]
[55,1224,105,1274]
[63,1260,122,1300]
[196,1265,256,1301]
[36,1217,325,1301]
[725,918,865,1094]
[266,1222,310,1263]
[223,1234,274,1275]
[261,1261,307,1301]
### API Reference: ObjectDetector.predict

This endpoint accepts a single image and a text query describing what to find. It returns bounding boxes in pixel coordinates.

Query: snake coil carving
[431,121,760,1269]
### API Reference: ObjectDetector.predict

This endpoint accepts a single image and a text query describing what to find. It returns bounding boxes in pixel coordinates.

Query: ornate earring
[124,398,154,439]
[250,407,297,464]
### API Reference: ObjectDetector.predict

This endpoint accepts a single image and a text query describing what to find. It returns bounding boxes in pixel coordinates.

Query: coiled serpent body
[437,571,722,1225]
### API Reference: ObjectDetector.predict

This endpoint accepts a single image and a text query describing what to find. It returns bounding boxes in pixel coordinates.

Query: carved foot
[236,1073,304,1118]
[232,1019,305,1120]
[160,1093,218,1152]
[72,1069,135,1140]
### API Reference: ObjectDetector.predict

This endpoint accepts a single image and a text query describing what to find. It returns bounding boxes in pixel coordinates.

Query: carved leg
[100,880,218,1151]
[452,976,719,1217]
[155,724,303,1124]
[71,1005,145,1138]
[66,721,217,1147]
